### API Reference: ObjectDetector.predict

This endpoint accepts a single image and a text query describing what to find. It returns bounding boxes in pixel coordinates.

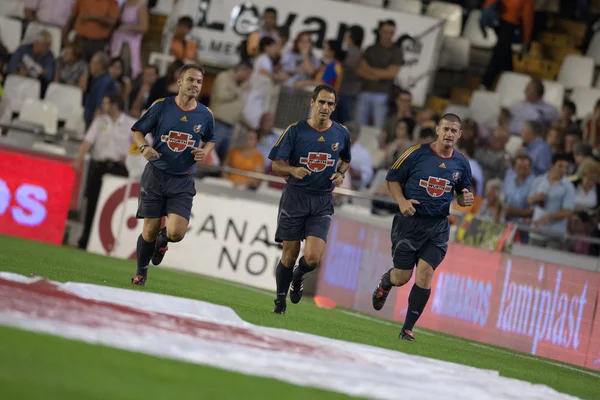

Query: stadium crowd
[0,0,599,254]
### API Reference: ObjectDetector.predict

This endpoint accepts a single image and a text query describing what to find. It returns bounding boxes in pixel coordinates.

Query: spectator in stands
[413,109,438,142]
[73,92,133,249]
[84,51,116,128]
[63,0,120,61]
[482,0,534,89]
[521,120,552,176]
[345,121,373,191]
[170,17,200,63]
[458,139,484,196]
[110,0,149,80]
[477,178,504,222]
[223,130,265,189]
[245,7,280,60]
[108,57,132,107]
[7,30,55,94]
[129,65,159,118]
[333,26,363,124]
[475,126,509,182]
[55,40,88,92]
[209,61,253,160]
[293,40,344,91]
[381,89,415,147]
[384,118,413,168]
[583,99,600,153]
[25,0,74,27]
[568,211,594,254]
[281,32,320,87]
[573,160,600,212]
[498,108,511,131]
[571,142,596,181]
[356,20,403,129]
[508,79,560,135]
[503,154,535,226]
[256,112,279,168]
[145,59,184,109]
[561,100,580,135]
[528,153,576,249]
[415,127,437,144]
[545,124,565,153]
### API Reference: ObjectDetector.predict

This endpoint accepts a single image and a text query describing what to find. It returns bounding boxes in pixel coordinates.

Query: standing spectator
[7,31,55,94]
[345,121,373,191]
[482,0,535,89]
[333,26,363,124]
[63,0,120,61]
[356,20,403,129]
[84,51,117,129]
[55,40,88,92]
[573,160,600,212]
[477,178,504,222]
[504,155,535,225]
[528,153,576,249]
[110,0,149,79]
[281,32,320,87]
[209,61,253,160]
[245,7,280,60]
[129,65,158,118]
[223,130,265,189]
[73,93,134,249]
[381,89,415,146]
[145,59,184,108]
[475,127,509,182]
[25,0,75,27]
[293,40,344,91]
[169,17,200,63]
[521,120,552,176]
[583,99,600,153]
[508,79,560,135]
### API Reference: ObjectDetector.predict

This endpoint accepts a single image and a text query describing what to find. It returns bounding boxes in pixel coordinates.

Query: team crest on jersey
[194,124,201,133]
[419,176,452,198]
[453,172,459,181]
[331,142,339,151]
[300,152,335,173]
[161,130,196,152]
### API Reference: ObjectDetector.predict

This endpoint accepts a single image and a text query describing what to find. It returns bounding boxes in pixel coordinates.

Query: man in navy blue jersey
[269,84,351,314]
[371,113,474,341]
[130,64,215,286]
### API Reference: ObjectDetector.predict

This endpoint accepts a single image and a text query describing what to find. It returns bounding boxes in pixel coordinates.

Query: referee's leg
[78,160,105,249]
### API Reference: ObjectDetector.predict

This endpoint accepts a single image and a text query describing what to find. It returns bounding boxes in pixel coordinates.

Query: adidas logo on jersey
[318,136,325,142]
[439,163,446,168]
[180,116,188,122]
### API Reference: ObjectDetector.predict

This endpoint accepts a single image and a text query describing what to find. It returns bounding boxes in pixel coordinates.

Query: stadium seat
[495,71,530,107]
[16,98,59,135]
[349,0,384,7]
[443,104,471,120]
[463,10,497,49]
[557,55,594,89]
[505,135,523,158]
[32,141,67,156]
[45,83,84,122]
[541,80,565,111]
[426,1,463,37]
[358,125,385,168]
[148,52,176,76]
[438,36,470,71]
[64,111,86,137]
[202,176,235,188]
[23,23,62,59]
[0,15,22,53]
[468,90,501,129]
[387,0,422,14]
[585,32,600,66]
[257,181,283,198]
[0,0,24,18]
[569,87,600,119]
[3,75,42,115]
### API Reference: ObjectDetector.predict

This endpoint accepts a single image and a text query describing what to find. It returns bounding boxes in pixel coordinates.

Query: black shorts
[390,214,450,270]
[275,185,334,243]
[136,163,196,220]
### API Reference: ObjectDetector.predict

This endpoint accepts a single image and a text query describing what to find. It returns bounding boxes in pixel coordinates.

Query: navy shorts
[391,214,450,270]
[275,185,334,243]
[136,163,196,220]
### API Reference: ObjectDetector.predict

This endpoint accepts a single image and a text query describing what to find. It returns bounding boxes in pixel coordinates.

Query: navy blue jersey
[131,97,215,175]
[386,144,472,218]
[268,120,351,193]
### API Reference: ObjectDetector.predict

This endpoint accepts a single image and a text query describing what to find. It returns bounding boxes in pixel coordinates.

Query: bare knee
[391,268,412,286]
[281,243,300,267]
[302,250,322,268]
[166,230,185,243]
[415,264,434,289]
[142,223,161,241]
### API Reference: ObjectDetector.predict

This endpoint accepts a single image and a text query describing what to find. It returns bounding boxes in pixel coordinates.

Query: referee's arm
[73,120,100,168]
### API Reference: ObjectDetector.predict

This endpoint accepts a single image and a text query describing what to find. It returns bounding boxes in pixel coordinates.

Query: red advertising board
[0,150,75,244]
[585,286,600,370]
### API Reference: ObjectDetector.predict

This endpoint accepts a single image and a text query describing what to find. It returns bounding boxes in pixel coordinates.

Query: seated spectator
[223,131,265,189]
[568,211,594,255]
[281,32,320,87]
[109,0,149,79]
[477,178,504,223]
[145,59,183,108]
[573,160,600,212]
[457,139,484,196]
[528,153,576,249]
[570,142,595,181]
[461,119,480,148]
[503,155,535,224]
[84,51,116,128]
[7,30,55,93]
[412,109,438,142]
[109,57,133,107]
[381,89,415,147]
[475,127,509,182]
[508,79,560,135]
[170,17,200,63]
[293,39,344,91]
[583,98,600,153]
[498,107,511,131]
[560,100,580,135]
[383,118,413,168]
[129,65,158,118]
[545,124,565,154]
[521,120,552,176]
[333,26,363,124]
[245,7,280,60]
[209,61,253,160]
[415,127,436,144]
[256,112,279,169]
[345,121,373,191]
[55,40,88,91]
[25,0,74,27]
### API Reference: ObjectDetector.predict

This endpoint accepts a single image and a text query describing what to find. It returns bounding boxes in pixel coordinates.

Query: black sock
[381,268,393,291]
[275,260,294,301]
[294,256,316,279]
[402,284,431,332]
[136,234,155,277]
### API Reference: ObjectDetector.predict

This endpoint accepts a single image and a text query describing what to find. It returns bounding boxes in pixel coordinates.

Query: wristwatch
[139,144,148,153]
[337,170,345,178]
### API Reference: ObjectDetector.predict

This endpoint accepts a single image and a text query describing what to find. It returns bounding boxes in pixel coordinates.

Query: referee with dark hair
[73,92,135,249]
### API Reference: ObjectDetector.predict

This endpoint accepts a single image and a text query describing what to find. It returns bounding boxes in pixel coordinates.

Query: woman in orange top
[224,131,265,189]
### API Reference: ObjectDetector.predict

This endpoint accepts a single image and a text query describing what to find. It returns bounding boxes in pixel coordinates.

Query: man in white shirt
[73,92,135,249]
[509,79,560,135]
[345,121,373,190]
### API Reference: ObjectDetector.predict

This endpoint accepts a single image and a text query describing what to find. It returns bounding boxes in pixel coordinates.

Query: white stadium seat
[0,16,22,53]
[202,176,235,188]
[463,10,497,49]
[148,52,176,76]
[0,0,24,18]
[586,31,600,66]
[358,125,384,168]
[17,98,59,135]
[505,136,523,158]
[558,55,594,89]
[569,87,600,119]
[443,105,471,120]
[45,83,84,122]
[350,0,384,7]
[468,90,501,129]
[23,23,63,58]
[387,0,422,14]
[541,80,565,111]
[495,72,530,107]
[32,141,67,156]
[426,1,463,37]
[438,36,470,71]
[3,75,42,115]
